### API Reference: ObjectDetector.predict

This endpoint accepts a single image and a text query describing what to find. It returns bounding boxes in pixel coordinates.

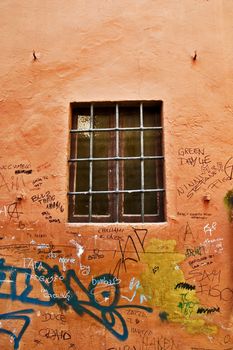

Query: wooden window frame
[68,101,165,223]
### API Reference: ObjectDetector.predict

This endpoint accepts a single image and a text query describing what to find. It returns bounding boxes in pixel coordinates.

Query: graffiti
[196,306,220,314]
[99,233,124,242]
[34,339,43,346]
[0,172,26,192]
[0,162,31,171]
[126,309,147,317]
[0,202,23,220]
[121,277,150,304]
[175,283,195,291]
[178,212,212,220]
[91,275,121,287]
[41,311,66,324]
[203,222,217,236]
[111,228,148,277]
[187,267,232,301]
[196,284,233,301]
[203,237,223,255]
[178,148,205,156]
[46,200,64,212]
[142,335,178,350]
[108,336,178,350]
[32,176,49,189]
[178,155,211,167]
[59,257,76,271]
[152,266,159,274]
[88,249,104,260]
[41,210,61,223]
[0,258,153,348]
[15,169,32,175]
[185,246,204,258]
[182,222,196,242]
[224,157,233,180]
[177,147,211,167]
[188,255,214,269]
[98,227,124,234]
[187,269,221,283]
[41,288,72,301]
[39,328,71,341]
[36,162,51,172]
[130,327,152,337]
[79,262,90,276]
[177,163,224,199]
[0,309,34,350]
[177,293,198,317]
[31,191,55,204]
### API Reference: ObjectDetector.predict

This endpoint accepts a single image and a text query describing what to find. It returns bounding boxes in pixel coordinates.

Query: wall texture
[0,1,233,349]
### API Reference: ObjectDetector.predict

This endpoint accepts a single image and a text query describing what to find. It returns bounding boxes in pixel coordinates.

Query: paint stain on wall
[140,239,218,334]
[224,189,233,222]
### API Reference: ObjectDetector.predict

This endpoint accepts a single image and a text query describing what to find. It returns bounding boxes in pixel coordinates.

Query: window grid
[115,104,120,221]
[68,101,165,223]
[140,103,145,222]
[88,104,94,221]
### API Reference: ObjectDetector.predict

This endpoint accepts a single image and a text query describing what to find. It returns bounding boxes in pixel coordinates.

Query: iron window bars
[68,101,165,223]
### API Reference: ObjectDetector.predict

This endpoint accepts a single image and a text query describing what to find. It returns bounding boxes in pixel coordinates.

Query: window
[68,101,165,223]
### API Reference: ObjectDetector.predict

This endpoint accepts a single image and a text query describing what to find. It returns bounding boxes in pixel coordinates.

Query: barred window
[68,101,165,223]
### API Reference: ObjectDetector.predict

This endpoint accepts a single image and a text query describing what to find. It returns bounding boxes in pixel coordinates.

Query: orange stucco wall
[0,1,233,349]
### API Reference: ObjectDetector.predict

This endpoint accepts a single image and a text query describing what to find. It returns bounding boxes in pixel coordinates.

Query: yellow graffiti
[140,239,217,334]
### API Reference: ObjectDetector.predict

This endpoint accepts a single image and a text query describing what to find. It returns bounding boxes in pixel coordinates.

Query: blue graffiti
[0,309,34,350]
[0,258,153,347]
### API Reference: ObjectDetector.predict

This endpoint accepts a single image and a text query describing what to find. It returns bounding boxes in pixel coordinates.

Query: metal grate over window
[68,101,165,223]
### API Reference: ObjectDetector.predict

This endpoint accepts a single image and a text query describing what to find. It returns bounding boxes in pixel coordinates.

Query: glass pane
[77,132,90,158]
[93,131,110,158]
[93,106,114,129]
[144,192,157,214]
[144,159,164,189]
[124,160,141,190]
[144,130,162,156]
[70,133,78,159]
[143,104,161,127]
[121,131,140,157]
[92,194,109,215]
[124,193,141,214]
[119,106,140,127]
[93,161,108,191]
[74,194,89,215]
[73,106,90,128]
[77,114,91,130]
[76,161,89,191]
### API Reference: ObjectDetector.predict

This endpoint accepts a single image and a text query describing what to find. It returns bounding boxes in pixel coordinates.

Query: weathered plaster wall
[0,1,233,349]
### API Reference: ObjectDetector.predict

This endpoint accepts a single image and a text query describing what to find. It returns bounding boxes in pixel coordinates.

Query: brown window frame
[68,101,165,223]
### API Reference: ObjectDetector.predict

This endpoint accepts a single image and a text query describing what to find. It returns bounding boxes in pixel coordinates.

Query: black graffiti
[111,229,148,277]
[39,328,71,341]
[7,202,23,220]
[31,191,55,204]
[88,249,104,260]
[15,169,32,175]
[196,306,220,314]
[224,157,233,180]
[175,282,195,291]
